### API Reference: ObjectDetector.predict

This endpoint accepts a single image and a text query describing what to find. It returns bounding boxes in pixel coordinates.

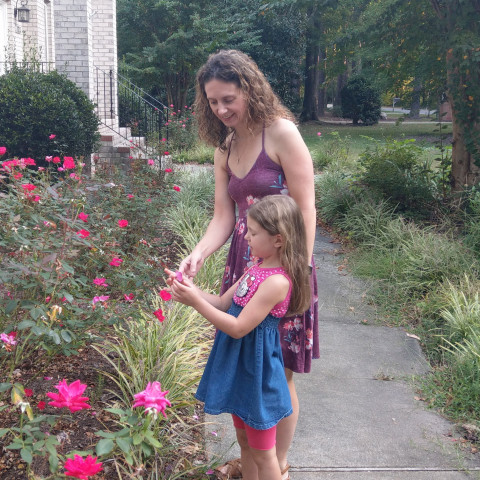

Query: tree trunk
[450,97,480,189]
[409,76,422,119]
[300,43,320,121]
[334,72,348,107]
[316,50,326,117]
[300,8,321,122]
[431,0,480,189]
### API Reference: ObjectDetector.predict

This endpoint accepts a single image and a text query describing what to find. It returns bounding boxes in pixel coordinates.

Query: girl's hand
[164,268,200,307]
[170,276,200,307]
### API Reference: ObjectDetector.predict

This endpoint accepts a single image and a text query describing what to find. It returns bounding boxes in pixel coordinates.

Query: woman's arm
[179,147,236,277]
[268,119,316,260]
[170,275,289,339]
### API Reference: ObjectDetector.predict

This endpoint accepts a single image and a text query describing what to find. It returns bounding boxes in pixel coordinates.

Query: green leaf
[6,442,23,450]
[61,262,75,274]
[30,307,44,320]
[96,438,114,456]
[116,436,132,453]
[132,433,144,446]
[60,330,72,342]
[48,451,59,473]
[48,330,61,344]
[46,441,59,457]
[5,299,19,314]
[17,319,36,330]
[96,430,117,439]
[141,442,152,457]
[20,448,33,464]
[145,435,162,448]
[20,300,35,308]
[0,382,12,392]
[0,428,10,437]
[105,407,127,416]
[62,292,74,303]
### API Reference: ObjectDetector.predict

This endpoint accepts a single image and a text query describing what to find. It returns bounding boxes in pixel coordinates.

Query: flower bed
[0,145,212,479]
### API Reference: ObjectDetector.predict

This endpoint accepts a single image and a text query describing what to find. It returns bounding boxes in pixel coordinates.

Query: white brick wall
[3,0,119,144]
[54,0,95,97]
[91,0,118,129]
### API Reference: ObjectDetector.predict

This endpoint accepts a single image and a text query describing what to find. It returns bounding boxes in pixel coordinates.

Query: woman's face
[204,79,247,129]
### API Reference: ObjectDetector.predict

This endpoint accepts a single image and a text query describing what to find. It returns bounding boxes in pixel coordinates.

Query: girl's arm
[179,147,236,277]
[165,268,235,312]
[170,275,289,339]
[268,119,316,260]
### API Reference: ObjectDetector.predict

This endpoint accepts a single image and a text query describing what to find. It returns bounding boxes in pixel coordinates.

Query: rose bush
[0,148,216,478]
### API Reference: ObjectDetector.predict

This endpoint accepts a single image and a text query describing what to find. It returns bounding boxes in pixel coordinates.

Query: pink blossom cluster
[47,379,91,413]
[1,156,36,171]
[64,454,103,479]
[133,381,171,417]
[1,332,17,346]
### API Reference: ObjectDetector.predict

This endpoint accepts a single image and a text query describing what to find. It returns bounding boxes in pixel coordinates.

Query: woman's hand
[178,249,205,278]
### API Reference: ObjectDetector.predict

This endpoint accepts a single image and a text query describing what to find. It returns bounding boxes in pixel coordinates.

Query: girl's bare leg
[236,428,258,480]
[250,445,282,480]
[276,368,298,474]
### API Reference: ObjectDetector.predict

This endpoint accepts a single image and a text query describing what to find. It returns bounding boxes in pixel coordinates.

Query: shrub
[314,171,357,223]
[0,69,99,165]
[329,105,343,118]
[311,131,351,171]
[463,187,480,253]
[175,142,215,165]
[341,75,381,126]
[359,139,437,217]
[337,198,395,245]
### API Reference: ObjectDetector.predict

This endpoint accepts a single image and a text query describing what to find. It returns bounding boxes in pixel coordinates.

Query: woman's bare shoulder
[268,117,299,137]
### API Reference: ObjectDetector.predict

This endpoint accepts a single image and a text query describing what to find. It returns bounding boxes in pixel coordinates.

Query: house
[1,0,117,110]
[0,0,137,168]
[1,0,167,170]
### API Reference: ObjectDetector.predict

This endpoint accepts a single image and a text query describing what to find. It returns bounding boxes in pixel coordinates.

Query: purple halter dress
[221,129,319,373]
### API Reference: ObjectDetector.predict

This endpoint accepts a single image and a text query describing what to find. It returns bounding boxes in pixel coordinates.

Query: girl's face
[204,79,247,129]
[245,216,281,260]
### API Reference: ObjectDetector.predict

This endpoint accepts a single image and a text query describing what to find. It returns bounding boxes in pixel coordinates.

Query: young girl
[167,195,310,480]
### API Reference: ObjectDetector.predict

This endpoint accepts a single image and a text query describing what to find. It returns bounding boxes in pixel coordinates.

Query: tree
[249,2,306,112]
[430,0,480,189]
[327,0,480,188]
[300,2,323,121]
[117,0,261,108]
[340,75,381,125]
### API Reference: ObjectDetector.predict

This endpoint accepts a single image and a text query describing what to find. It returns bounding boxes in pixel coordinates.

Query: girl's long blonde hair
[194,49,295,150]
[247,195,310,317]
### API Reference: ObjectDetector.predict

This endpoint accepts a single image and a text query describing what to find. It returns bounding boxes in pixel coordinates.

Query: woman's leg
[276,368,298,473]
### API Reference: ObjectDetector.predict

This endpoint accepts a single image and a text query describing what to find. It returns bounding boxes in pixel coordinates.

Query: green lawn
[299,120,452,165]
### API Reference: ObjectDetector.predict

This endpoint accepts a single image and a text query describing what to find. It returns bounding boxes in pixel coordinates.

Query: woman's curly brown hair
[194,50,295,150]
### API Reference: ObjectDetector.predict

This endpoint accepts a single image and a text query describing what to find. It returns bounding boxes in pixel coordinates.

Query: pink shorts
[232,415,276,450]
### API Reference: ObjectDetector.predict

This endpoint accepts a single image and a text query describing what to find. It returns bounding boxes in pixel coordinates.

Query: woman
[180,50,318,480]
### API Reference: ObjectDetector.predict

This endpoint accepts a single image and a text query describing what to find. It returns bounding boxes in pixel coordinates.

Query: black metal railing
[0,61,56,74]
[94,66,169,152]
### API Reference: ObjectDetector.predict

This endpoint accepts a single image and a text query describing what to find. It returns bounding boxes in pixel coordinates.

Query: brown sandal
[281,463,291,480]
[214,458,242,479]
[213,458,289,479]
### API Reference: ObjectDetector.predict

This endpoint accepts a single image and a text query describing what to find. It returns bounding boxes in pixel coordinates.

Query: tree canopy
[117,0,480,187]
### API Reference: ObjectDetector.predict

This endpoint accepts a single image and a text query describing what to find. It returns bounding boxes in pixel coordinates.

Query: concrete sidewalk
[205,227,480,479]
